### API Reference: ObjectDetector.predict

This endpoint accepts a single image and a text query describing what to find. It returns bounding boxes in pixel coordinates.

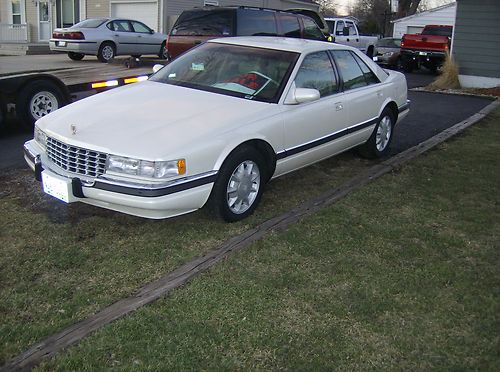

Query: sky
[333,0,456,15]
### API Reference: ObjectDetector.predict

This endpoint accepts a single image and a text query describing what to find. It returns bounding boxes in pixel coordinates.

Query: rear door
[108,20,137,54]
[330,50,384,143]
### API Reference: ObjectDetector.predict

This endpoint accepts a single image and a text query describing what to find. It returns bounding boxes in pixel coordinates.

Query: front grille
[46,137,107,178]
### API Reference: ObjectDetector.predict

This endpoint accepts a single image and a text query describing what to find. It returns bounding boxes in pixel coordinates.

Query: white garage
[110,1,159,32]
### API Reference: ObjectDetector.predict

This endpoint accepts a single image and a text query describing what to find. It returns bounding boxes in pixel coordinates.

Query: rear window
[422,26,452,37]
[277,13,301,38]
[71,19,107,28]
[237,9,277,36]
[171,9,233,36]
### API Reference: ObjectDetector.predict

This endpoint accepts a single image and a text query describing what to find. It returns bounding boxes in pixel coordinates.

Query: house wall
[392,3,456,38]
[452,0,500,88]
[86,0,110,18]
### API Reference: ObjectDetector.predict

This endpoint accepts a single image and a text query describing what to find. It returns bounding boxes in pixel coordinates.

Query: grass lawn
[31,108,500,370]
[0,136,371,364]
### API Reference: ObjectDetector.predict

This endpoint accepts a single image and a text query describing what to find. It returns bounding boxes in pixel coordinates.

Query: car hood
[37,81,280,159]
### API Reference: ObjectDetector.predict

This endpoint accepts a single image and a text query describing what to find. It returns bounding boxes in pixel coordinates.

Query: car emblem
[70,124,77,135]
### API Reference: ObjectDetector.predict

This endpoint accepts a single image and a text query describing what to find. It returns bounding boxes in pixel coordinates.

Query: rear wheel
[402,59,414,73]
[358,108,395,159]
[208,146,267,222]
[16,80,66,128]
[97,42,115,63]
[68,52,84,61]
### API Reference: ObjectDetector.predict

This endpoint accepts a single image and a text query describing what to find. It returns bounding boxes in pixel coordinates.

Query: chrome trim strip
[277,117,378,160]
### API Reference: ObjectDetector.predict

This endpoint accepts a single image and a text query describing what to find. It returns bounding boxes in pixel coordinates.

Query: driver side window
[294,52,338,98]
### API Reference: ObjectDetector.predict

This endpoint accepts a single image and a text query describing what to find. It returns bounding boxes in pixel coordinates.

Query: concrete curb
[3,98,499,372]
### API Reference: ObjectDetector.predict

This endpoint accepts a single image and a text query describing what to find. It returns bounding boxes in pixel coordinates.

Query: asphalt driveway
[0,72,494,171]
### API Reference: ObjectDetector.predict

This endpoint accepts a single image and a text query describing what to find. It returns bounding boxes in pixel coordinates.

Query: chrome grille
[46,137,107,178]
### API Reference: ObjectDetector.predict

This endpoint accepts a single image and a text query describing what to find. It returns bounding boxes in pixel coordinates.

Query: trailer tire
[68,52,84,61]
[16,80,65,128]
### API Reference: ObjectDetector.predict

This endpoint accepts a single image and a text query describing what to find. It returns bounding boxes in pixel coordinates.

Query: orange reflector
[177,159,186,175]
[124,76,148,84]
[91,80,118,89]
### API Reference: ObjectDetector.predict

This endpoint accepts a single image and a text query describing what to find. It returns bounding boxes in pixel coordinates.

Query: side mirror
[149,29,155,34]
[152,64,163,73]
[343,26,350,36]
[285,84,320,105]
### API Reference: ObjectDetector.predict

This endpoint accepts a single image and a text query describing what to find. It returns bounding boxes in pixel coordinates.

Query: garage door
[111,1,158,32]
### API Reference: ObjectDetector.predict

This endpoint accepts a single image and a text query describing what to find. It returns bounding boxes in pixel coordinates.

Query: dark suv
[166,6,328,60]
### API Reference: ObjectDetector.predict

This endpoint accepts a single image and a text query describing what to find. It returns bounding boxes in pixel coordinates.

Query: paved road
[0,71,493,172]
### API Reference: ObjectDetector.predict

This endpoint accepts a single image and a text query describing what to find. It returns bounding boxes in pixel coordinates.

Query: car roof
[209,36,355,54]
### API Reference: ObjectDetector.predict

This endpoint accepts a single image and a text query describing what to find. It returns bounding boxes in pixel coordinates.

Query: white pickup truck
[325,18,379,57]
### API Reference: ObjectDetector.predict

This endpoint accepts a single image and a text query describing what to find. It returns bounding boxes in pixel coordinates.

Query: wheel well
[18,77,70,105]
[367,45,374,57]
[232,139,276,182]
[100,40,116,50]
[385,101,399,122]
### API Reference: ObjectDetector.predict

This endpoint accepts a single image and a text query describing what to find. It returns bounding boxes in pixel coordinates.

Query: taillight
[52,31,85,40]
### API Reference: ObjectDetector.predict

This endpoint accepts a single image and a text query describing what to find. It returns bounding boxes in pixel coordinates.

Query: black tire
[0,98,7,133]
[97,42,115,63]
[16,80,66,128]
[158,42,169,60]
[68,52,84,61]
[402,59,414,73]
[358,108,395,159]
[366,46,374,58]
[208,145,267,222]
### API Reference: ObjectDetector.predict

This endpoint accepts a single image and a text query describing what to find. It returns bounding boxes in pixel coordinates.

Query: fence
[0,23,29,43]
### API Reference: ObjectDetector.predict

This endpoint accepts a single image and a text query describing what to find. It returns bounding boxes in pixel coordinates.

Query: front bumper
[24,140,216,219]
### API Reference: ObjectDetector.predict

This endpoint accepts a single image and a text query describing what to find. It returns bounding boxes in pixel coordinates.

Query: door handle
[114,34,119,37]
[346,38,350,42]
[335,102,343,111]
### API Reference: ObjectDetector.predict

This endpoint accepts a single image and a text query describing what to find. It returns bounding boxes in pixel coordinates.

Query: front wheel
[208,146,267,222]
[16,80,66,128]
[358,108,395,159]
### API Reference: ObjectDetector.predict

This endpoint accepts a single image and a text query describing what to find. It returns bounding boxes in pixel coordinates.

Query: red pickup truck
[400,25,453,73]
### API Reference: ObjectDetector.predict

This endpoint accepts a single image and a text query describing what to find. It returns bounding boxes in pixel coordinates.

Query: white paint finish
[31,38,408,219]
[392,3,456,38]
[459,74,500,88]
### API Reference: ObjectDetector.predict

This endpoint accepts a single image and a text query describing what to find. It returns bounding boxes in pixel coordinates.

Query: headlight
[106,155,186,178]
[34,127,47,149]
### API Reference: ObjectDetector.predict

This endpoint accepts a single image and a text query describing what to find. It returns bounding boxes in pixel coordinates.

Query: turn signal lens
[177,159,186,175]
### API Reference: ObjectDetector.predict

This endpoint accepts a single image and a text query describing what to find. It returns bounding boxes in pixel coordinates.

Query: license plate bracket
[42,171,74,203]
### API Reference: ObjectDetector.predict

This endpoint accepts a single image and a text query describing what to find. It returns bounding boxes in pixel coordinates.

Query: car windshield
[71,19,107,28]
[150,43,299,103]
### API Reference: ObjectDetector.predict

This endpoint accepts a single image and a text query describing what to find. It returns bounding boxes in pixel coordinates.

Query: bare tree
[316,0,337,17]
[396,0,422,18]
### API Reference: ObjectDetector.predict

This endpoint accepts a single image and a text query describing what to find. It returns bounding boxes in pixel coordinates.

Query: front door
[38,0,53,41]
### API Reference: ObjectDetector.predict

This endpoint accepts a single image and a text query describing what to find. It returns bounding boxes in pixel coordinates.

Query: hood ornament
[70,124,77,135]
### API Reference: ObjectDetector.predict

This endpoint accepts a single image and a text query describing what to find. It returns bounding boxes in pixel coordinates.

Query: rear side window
[351,53,379,85]
[302,17,325,40]
[294,51,338,98]
[331,50,367,90]
[171,9,233,36]
[237,9,277,36]
[110,20,132,32]
[277,13,301,38]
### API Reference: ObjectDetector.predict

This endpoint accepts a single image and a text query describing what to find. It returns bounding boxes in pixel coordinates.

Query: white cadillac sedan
[24,37,409,222]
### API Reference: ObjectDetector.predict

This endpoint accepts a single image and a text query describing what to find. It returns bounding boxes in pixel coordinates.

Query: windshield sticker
[191,63,205,71]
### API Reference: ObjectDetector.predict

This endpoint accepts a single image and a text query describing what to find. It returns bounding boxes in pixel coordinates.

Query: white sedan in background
[50,18,168,62]
[25,37,409,222]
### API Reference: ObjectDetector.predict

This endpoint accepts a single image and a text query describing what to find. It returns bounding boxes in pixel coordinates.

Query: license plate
[373,56,379,61]
[58,41,66,47]
[42,171,72,203]
[419,51,427,56]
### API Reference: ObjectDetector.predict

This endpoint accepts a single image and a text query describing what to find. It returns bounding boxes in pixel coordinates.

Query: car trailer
[0,63,153,131]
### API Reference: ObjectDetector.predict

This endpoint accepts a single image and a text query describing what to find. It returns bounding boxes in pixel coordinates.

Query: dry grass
[427,52,461,90]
